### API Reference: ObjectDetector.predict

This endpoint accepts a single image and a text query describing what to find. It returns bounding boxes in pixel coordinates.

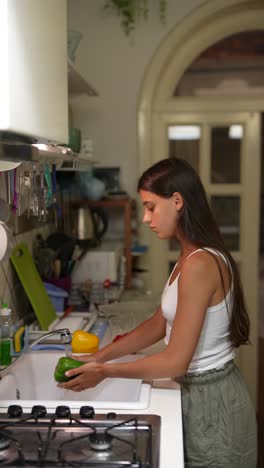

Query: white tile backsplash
[0,224,55,316]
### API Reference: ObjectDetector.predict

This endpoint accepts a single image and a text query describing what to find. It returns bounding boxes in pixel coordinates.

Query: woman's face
[139,190,181,239]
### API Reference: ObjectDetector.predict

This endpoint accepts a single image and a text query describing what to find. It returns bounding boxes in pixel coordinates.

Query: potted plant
[104,0,167,36]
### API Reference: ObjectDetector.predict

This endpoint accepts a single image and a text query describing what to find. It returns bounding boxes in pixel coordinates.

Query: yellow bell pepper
[71,329,99,353]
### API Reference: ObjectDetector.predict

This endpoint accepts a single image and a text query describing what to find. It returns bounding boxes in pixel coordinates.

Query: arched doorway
[138,0,264,405]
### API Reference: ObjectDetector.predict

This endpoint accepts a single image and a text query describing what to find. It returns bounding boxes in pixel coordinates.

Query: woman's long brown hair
[137,157,250,347]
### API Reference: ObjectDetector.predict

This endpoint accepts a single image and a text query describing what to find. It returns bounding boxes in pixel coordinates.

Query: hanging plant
[104,0,167,36]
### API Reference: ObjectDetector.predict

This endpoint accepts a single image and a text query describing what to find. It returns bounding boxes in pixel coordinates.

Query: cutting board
[11,243,57,330]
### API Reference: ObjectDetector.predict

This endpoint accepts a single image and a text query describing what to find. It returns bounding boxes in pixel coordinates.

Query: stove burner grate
[0,407,160,467]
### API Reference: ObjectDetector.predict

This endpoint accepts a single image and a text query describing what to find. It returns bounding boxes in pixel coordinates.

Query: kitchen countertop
[97,325,184,468]
[95,386,184,468]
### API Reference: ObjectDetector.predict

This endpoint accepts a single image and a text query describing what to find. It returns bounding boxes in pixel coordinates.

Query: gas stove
[0,404,160,467]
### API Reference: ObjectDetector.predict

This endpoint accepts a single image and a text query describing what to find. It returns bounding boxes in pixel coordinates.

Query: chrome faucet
[0,328,72,380]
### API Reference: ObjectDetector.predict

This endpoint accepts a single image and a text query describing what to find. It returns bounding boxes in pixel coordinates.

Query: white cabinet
[0,0,68,144]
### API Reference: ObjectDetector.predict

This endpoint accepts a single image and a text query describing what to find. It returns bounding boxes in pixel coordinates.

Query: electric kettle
[71,207,108,243]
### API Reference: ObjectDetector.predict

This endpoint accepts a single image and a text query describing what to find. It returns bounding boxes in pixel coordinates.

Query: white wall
[67,0,206,196]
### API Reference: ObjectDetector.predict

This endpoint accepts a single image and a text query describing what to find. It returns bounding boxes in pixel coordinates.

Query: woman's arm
[60,253,218,391]
[72,305,166,364]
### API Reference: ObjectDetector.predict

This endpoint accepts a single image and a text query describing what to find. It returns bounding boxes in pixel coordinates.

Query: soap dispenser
[0,303,12,366]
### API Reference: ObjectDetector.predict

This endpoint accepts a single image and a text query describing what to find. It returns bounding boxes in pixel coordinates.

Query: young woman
[60,158,257,467]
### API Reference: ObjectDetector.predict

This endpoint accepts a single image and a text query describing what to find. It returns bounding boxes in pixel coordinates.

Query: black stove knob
[79,406,95,419]
[106,412,117,420]
[7,405,23,418]
[31,405,47,418]
[55,405,71,418]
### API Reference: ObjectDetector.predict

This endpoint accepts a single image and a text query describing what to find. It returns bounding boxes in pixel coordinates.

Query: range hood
[0,0,68,168]
[0,133,73,171]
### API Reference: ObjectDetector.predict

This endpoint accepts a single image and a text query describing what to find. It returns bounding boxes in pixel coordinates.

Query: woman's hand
[67,353,97,363]
[57,361,104,392]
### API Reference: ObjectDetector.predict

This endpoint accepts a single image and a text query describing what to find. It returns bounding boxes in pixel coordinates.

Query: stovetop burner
[89,432,113,451]
[0,433,10,451]
[0,405,160,467]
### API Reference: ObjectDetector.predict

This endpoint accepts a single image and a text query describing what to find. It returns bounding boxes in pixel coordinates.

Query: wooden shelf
[68,59,98,96]
[70,198,135,288]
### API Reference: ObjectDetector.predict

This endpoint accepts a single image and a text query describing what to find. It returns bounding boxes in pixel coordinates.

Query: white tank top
[161,248,235,373]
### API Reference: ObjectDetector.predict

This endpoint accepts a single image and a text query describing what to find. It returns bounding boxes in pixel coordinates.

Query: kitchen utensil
[44,163,53,207]
[0,168,11,222]
[30,164,39,216]
[76,207,94,240]
[5,172,12,205]
[0,198,10,222]
[51,164,62,228]
[61,305,74,319]
[38,164,47,221]
[12,168,18,214]
[71,206,108,242]
[25,170,33,218]
[10,243,57,330]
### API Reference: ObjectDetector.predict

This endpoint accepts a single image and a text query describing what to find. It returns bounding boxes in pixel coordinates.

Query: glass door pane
[168,125,201,251]
[210,195,240,251]
[168,125,200,172]
[211,125,242,183]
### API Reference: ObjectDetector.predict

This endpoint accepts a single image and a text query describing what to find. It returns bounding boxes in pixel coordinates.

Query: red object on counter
[103,278,111,289]
[61,305,74,319]
[112,333,129,342]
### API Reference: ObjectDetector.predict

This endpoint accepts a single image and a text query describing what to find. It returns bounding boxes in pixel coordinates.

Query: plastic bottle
[0,303,12,366]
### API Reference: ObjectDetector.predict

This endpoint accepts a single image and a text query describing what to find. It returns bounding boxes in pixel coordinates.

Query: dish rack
[27,309,98,342]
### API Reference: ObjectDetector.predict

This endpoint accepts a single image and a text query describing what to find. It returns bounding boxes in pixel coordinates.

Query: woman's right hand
[67,353,97,363]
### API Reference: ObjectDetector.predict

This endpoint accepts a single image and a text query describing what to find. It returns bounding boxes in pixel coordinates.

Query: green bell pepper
[54,356,84,383]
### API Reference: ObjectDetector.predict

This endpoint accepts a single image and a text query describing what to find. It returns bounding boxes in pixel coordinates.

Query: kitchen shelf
[56,153,98,172]
[70,197,135,289]
[68,60,98,96]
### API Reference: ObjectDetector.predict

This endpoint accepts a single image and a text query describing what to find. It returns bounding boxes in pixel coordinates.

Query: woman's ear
[172,192,183,211]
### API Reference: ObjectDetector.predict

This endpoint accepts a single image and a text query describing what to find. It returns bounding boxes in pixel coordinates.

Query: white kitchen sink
[0,351,151,412]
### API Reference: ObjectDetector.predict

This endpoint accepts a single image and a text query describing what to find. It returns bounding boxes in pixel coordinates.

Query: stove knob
[55,405,71,418]
[106,412,117,420]
[79,406,95,419]
[7,405,23,418]
[31,405,47,418]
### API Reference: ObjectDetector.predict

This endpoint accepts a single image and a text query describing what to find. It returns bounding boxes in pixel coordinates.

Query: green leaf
[103,0,167,37]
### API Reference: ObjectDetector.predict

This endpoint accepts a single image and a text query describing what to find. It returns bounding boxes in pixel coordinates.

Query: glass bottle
[0,304,12,366]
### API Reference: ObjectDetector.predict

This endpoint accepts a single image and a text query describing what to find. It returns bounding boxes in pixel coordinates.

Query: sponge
[14,326,25,353]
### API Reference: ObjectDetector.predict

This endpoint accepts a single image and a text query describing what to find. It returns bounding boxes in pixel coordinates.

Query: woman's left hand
[57,361,104,392]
